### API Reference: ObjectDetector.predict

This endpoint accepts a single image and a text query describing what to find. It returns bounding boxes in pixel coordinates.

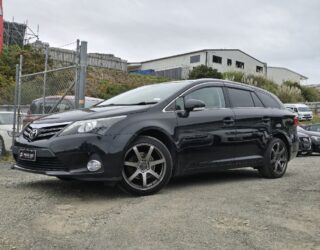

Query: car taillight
[293,116,299,126]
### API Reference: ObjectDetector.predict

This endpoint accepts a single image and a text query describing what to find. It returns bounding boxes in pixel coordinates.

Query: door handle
[262,117,271,123]
[223,117,235,125]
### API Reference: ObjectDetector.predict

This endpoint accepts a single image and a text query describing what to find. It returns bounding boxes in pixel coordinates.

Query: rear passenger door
[227,87,271,161]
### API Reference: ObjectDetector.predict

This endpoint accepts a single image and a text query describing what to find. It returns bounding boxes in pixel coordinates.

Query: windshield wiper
[127,102,158,105]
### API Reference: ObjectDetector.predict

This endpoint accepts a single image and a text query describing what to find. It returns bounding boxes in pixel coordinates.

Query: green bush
[223,71,245,82]
[189,65,223,79]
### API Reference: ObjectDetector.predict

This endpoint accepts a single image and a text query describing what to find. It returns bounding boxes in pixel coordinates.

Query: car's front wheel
[259,138,288,178]
[119,136,173,196]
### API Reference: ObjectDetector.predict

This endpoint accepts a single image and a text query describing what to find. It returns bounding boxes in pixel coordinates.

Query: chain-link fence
[20,66,77,109]
[11,41,89,144]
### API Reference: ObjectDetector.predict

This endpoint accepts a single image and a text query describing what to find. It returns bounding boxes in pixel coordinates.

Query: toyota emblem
[29,129,39,140]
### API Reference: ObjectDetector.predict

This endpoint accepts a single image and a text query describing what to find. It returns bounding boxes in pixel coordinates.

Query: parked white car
[0,112,20,157]
[284,103,313,121]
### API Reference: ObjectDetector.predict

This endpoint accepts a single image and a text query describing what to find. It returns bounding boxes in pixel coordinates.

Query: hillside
[86,67,169,99]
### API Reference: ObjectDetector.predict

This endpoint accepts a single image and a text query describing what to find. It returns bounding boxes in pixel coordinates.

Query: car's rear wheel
[119,136,173,196]
[0,136,5,157]
[259,138,288,178]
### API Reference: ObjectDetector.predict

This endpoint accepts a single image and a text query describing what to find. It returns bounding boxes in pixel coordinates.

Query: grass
[0,152,14,163]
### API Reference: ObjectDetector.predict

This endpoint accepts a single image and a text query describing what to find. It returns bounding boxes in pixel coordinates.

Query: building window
[190,55,200,64]
[212,55,222,64]
[256,66,263,73]
[236,61,244,69]
[227,59,232,66]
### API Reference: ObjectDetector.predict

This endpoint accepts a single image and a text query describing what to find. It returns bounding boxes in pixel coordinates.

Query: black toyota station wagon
[13,79,299,195]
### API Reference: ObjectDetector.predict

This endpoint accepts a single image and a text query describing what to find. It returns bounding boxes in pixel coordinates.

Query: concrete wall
[141,51,207,79]
[207,50,266,77]
[32,41,127,71]
[140,50,267,79]
[267,67,306,85]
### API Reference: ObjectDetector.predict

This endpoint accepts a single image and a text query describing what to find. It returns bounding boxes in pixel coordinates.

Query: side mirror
[185,99,205,112]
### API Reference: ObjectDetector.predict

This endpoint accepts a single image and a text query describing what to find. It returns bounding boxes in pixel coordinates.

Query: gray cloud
[5,0,320,83]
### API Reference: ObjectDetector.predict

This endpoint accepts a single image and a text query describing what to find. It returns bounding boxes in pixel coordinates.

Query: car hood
[32,105,150,124]
[0,125,13,131]
[297,132,309,138]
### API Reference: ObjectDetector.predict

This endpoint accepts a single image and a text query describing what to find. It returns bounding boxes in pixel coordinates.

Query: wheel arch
[273,132,291,160]
[125,127,178,174]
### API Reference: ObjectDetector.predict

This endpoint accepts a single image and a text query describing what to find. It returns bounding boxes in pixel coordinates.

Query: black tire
[56,176,74,181]
[119,136,173,196]
[259,138,288,178]
[0,136,5,158]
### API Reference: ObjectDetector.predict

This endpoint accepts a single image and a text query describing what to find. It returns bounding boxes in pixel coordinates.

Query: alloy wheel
[0,138,4,156]
[270,141,288,175]
[122,143,167,191]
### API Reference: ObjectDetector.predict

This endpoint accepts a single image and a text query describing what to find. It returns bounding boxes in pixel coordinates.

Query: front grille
[15,156,68,172]
[23,123,69,141]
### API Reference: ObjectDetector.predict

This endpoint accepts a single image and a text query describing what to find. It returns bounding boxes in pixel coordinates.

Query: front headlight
[59,116,126,136]
[311,136,320,142]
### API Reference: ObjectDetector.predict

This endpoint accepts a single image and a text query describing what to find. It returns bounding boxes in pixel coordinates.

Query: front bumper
[311,141,320,153]
[13,133,133,181]
[298,139,312,153]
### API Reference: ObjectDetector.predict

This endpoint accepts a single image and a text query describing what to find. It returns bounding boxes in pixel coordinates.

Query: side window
[228,88,254,107]
[175,97,184,111]
[184,87,226,109]
[251,92,264,107]
[256,92,281,108]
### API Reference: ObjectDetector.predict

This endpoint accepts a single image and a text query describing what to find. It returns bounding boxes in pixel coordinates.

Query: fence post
[42,46,49,114]
[74,39,80,109]
[78,41,88,109]
[12,64,20,146]
[16,55,23,133]
[42,46,49,115]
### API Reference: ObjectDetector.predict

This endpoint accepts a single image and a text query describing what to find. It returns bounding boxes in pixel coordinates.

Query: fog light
[87,160,102,172]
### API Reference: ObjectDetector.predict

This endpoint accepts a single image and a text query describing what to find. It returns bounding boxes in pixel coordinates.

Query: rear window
[256,92,281,108]
[228,88,254,107]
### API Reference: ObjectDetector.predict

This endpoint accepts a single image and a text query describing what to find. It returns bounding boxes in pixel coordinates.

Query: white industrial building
[130,49,267,79]
[267,66,308,85]
[129,49,308,84]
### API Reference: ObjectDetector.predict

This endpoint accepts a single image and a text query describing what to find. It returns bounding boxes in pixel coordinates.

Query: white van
[284,103,313,121]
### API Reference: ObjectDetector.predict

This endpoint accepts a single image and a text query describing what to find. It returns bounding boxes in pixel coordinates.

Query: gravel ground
[0,156,319,250]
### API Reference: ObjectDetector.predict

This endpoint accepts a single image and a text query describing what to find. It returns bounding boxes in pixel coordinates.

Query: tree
[189,65,223,79]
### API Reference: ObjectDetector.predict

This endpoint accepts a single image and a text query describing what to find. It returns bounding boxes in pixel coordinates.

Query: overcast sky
[5,0,320,84]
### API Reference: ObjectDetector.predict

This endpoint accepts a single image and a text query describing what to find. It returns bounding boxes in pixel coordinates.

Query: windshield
[298,107,311,112]
[98,82,189,106]
[0,113,14,125]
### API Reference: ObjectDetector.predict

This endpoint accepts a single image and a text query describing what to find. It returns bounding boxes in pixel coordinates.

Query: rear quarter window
[256,92,281,108]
